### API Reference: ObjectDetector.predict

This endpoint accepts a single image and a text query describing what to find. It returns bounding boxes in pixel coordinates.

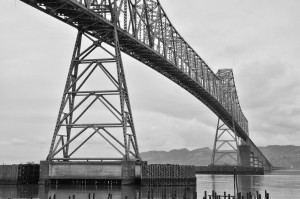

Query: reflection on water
[42,185,195,199]
[0,184,39,198]
[197,170,300,199]
[0,184,196,199]
[1,170,300,199]
[198,174,270,197]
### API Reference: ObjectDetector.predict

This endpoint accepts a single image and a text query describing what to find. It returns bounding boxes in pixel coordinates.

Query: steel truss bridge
[20,0,272,170]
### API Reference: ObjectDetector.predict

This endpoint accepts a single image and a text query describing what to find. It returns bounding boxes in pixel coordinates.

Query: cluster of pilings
[203,190,270,199]
[0,164,39,185]
[141,164,196,186]
[142,186,197,199]
[47,186,198,199]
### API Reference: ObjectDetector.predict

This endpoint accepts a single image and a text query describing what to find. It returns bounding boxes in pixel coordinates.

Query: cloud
[12,138,30,145]
[0,138,30,145]
[236,60,299,109]
[135,111,216,152]
[234,59,300,145]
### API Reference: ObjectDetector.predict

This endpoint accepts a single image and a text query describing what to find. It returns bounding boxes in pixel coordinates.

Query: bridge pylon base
[238,144,251,167]
[39,160,143,186]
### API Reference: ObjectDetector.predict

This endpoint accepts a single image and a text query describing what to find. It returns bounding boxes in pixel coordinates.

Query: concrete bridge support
[239,146,272,171]
[39,160,142,186]
[238,145,251,167]
[239,146,261,168]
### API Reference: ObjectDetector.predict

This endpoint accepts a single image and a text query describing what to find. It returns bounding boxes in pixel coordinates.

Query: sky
[0,0,299,163]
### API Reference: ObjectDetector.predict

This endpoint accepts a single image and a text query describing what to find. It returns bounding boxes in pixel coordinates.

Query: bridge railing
[73,0,248,135]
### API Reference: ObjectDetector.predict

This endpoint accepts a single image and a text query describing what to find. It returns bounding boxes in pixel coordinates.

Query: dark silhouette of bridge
[20,0,272,174]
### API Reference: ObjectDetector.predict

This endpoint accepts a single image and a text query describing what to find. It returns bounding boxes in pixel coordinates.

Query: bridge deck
[20,0,272,168]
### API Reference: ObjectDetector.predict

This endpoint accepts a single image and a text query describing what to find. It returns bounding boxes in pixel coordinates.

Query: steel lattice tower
[47,3,140,161]
[210,69,242,166]
[211,118,240,165]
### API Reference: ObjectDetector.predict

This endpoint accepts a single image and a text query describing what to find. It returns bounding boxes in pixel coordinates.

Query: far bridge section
[19,0,271,180]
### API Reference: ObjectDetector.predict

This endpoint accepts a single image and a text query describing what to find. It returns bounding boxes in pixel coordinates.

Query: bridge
[19,0,272,184]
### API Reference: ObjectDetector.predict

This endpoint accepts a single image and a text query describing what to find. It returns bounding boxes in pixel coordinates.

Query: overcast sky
[0,0,299,163]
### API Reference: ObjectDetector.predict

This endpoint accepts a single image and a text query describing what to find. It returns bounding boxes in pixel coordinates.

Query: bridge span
[19,0,272,183]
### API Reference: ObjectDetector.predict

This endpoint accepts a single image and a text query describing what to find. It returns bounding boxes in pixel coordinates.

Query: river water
[197,170,300,199]
[0,170,299,199]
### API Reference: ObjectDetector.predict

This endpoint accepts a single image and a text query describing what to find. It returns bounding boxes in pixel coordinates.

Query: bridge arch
[16,0,271,169]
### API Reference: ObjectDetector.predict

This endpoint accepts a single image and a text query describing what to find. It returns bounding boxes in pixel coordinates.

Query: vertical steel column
[47,31,83,160]
[112,0,140,160]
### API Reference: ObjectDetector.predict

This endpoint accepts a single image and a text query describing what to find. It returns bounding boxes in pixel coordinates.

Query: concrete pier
[239,145,251,167]
[39,160,142,185]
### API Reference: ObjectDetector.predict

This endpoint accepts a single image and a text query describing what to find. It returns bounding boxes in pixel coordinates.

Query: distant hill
[140,145,300,168]
[259,145,300,168]
[140,147,211,166]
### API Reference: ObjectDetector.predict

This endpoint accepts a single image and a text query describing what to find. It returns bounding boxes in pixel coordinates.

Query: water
[0,170,299,198]
[197,170,300,199]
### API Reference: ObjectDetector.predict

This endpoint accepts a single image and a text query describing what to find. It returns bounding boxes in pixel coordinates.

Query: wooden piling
[193,191,197,199]
[152,188,154,199]
[265,190,269,199]
[237,192,241,199]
